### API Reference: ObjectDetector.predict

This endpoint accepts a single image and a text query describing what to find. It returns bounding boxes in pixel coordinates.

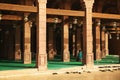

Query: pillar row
[36,0,47,71]
[83,0,94,68]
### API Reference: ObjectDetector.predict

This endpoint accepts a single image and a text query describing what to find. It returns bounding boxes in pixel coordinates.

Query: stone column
[23,15,31,64]
[95,20,101,60]
[101,31,105,58]
[63,16,70,62]
[48,26,56,60]
[72,32,76,57]
[36,0,47,71]
[83,0,94,68]
[105,33,109,56]
[22,0,33,64]
[15,26,21,60]
[76,26,82,56]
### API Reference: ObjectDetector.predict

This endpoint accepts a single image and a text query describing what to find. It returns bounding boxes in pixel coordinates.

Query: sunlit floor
[0,55,119,71]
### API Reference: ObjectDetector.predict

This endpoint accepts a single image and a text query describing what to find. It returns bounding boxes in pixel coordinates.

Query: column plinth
[36,53,47,71]
[86,53,94,68]
[15,44,21,60]
[24,52,31,64]
[63,48,70,62]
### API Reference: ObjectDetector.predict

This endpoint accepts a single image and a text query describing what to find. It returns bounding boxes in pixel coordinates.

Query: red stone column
[15,26,21,60]
[83,0,94,68]
[101,31,105,58]
[105,33,109,56]
[95,20,101,60]
[36,0,47,71]
[63,16,70,62]
[23,16,31,64]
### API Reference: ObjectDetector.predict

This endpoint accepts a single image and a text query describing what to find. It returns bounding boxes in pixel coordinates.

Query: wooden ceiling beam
[0,14,61,23]
[47,8,84,17]
[47,18,62,23]
[0,3,37,12]
[0,2,119,20]
[106,28,120,31]
[110,31,120,34]
[2,15,22,20]
[47,8,120,20]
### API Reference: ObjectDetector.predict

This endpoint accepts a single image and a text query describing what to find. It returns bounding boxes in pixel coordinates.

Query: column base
[96,50,101,60]
[86,53,94,68]
[101,49,106,58]
[23,52,31,64]
[36,53,47,71]
[63,50,70,62]
[15,50,21,60]
[105,49,109,56]
[48,49,56,60]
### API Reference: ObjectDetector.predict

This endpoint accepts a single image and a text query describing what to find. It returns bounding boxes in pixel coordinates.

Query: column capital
[37,0,47,3]
[83,0,94,8]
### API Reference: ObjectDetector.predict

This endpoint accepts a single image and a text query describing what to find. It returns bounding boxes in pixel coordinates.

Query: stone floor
[0,64,120,80]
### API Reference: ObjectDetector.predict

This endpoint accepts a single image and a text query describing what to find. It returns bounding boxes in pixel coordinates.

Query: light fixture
[102,26,106,31]
[29,21,33,28]
[54,18,59,24]
[113,22,117,28]
[53,17,58,29]
[69,24,72,29]
[109,33,112,39]
[97,20,101,26]
[13,24,16,28]
[73,18,78,24]
[24,15,28,22]
[117,33,119,40]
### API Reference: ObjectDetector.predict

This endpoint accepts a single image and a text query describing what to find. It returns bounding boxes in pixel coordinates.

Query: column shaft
[83,0,94,68]
[95,25,101,60]
[48,26,56,60]
[101,31,105,58]
[15,27,21,60]
[105,33,109,56]
[36,0,47,71]
[63,16,70,62]
[23,20,31,64]
[76,27,82,56]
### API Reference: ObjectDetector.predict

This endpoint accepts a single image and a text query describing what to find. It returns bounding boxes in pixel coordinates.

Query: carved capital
[83,0,94,8]
[37,0,47,3]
